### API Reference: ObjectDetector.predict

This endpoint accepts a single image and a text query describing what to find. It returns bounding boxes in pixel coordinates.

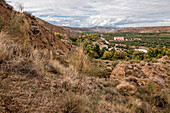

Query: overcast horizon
[6,0,170,27]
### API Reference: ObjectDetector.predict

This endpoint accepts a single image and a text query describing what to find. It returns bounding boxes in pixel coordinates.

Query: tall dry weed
[69,43,107,77]
[0,32,46,76]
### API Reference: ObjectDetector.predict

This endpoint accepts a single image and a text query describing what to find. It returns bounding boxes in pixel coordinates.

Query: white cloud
[6,0,170,27]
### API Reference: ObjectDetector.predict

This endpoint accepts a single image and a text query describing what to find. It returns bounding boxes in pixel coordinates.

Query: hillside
[0,1,170,113]
[0,0,71,53]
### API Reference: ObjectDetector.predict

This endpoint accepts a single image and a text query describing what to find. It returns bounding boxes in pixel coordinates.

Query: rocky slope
[0,0,71,53]
[0,1,169,113]
[111,56,170,95]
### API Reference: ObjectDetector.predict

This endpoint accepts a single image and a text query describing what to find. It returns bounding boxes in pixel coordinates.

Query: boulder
[110,62,126,80]
[116,81,136,95]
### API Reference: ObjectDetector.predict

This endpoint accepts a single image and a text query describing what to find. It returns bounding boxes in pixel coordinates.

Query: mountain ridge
[63,26,170,33]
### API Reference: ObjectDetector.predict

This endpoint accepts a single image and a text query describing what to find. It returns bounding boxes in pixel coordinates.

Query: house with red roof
[114,37,124,41]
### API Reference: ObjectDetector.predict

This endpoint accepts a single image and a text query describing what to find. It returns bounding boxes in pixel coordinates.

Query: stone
[110,62,126,80]
[116,81,136,95]
[128,65,133,69]
[106,66,112,71]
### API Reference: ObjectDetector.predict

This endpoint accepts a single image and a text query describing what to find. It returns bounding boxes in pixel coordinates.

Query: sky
[6,0,170,27]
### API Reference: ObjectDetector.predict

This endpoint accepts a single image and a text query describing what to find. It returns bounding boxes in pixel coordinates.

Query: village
[70,32,154,60]
[92,34,148,53]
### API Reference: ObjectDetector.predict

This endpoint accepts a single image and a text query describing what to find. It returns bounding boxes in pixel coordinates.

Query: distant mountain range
[63,26,170,33]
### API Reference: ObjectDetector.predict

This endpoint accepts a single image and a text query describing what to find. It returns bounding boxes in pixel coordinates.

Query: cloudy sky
[6,0,170,27]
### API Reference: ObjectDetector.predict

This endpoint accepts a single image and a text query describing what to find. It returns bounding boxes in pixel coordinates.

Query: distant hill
[114,26,170,33]
[63,26,121,33]
[64,26,170,33]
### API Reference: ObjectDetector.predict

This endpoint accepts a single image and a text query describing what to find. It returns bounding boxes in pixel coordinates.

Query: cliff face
[0,0,71,53]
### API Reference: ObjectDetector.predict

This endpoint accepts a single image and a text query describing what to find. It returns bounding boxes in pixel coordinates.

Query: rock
[116,81,136,95]
[134,67,138,71]
[31,27,40,34]
[128,65,133,69]
[106,66,112,71]
[136,79,149,86]
[158,56,169,62]
[110,62,126,80]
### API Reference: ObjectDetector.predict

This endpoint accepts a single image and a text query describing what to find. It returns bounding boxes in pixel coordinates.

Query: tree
[81,32,84,35]
[113,50,120,59]
[111,48,116,56]
[102,51,112,59]
[122,52,128,59]
[100,47,108,57]
[16,2,24,12]
[86,34,89,38]
[125,43,130,49]
[133,51,144,60]
[147,47,154,59]
[94,44,100,55]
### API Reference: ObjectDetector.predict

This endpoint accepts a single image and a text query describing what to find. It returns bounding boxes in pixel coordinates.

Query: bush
[59,92,90,113]
[102,51,112,60]
[113,50,120,59]
[133,51,144,60]
[54,32,63,39]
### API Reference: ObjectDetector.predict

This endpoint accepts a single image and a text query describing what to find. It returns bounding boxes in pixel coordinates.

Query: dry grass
[0,32,46,77]
[0,16,6,31]
[0,32,169,112]
[58,92,91,113]
[69,43,107,77]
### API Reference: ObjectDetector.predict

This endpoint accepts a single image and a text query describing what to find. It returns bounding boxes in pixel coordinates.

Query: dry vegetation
[0,31,170,113]
[69,43,107,77]
[0,1,170,112]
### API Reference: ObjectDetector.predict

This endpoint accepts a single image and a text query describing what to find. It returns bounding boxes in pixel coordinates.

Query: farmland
[104,32,170,48]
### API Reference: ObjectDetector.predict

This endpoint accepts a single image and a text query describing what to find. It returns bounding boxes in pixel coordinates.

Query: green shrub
[113,50,120,59]
[133,51,144,60]
[102,51,112,59]
[54,32,63,39]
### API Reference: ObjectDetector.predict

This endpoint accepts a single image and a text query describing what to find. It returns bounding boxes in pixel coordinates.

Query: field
[103,32,170,48]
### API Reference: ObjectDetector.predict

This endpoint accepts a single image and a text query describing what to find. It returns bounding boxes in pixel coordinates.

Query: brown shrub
[58,92,91,113]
